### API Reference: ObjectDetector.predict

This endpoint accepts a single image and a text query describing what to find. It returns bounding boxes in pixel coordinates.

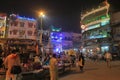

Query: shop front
[0,38,37,57]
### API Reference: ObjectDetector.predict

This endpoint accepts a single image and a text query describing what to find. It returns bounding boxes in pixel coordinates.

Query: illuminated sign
[82,17,110,33]
[89,35,107,39]
[101,19,110,26]
[86,24,100,31]
[0,16,6,38]
[18,16,36,21]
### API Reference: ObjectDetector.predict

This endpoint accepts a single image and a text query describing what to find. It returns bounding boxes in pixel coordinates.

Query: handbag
[11,65,22,74]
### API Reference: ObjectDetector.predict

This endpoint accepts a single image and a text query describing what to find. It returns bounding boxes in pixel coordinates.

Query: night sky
[0,0,119,32]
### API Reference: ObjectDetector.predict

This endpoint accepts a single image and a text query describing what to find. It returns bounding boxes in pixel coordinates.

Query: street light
[39,12,45,44]
[38,11,45,63]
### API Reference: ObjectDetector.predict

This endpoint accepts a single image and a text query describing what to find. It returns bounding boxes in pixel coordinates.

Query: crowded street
[0,0,120,80]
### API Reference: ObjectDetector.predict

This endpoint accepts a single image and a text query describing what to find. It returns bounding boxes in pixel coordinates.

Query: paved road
[1,60,120,80]
[60,60,120,80]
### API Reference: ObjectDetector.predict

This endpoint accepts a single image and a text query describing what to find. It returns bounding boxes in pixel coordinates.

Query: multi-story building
[81,1,111,54]
[0,13,50,55]
[50,26,81,53]
[50,27,62,53]
[72,33,82,49]
[0,13,7,38]
[7,14,37,40]
[111,12,120,57]
[62,32,81,50]
[6,14,37,52]
[0,13,7,49]
[0,14,38,54]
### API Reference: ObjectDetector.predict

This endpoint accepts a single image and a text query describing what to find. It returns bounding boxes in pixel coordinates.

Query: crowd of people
[0,46,114,80]
[0,47,83,80]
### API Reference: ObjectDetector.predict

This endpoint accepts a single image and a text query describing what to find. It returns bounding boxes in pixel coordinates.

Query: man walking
[49,54,58,80]
[4,50,21,80]
[104,51,112,68]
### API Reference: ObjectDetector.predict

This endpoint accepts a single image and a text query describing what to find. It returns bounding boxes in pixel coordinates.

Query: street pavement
[1,60,120,80]
[59,60,120,80]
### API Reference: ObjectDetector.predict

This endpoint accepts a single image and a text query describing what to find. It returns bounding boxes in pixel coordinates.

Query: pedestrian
[49,54,58,80]
[78,53,85,72]
[4,50,21,80]
[0,57,3,71]
[33,55,42,70]
[0,45,3,56]
[104,51,112,68]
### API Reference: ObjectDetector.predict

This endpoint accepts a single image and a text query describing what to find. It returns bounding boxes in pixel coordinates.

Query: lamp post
[39,12,45,63]
[39,12,45,45]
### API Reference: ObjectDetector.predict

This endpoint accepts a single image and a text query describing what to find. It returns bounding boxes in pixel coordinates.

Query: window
[13,21,18,26]
[34,24,36,28]
[34,30,37,36]
[0,31,4,36]
[0,22,3,28]
[20,22,25,27]
[13,30,18,35]
[19,30,25,35]
[10,22,13,26]
[28,22,33,28]
[10,31,12,34]
[27,31,32,36]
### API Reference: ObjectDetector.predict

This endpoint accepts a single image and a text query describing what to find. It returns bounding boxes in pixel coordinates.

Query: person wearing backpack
[4,50,21,80]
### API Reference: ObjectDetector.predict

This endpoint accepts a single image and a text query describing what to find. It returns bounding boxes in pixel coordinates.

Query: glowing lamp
[81,25,86,29]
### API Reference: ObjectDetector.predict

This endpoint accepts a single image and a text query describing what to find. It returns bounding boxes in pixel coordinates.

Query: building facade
[50,27,81,53]
[7,14,37,40]
[0,13,7,38]
[0,14,38,55]
[111,12,120,57]
[81,1,112,55]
